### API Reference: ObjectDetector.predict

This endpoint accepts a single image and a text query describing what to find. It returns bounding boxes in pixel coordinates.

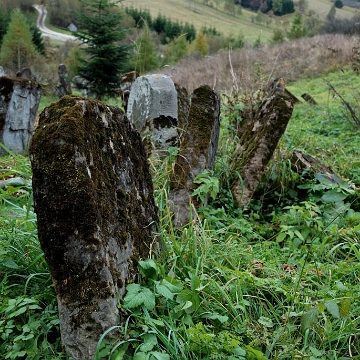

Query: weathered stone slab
[16,67,36,80]
[118,71,139,111]
[174,83,190,135]
[57,64,72,98]
[29,96,159,360]
[0,77,42,155]
[0,66,5,77]
[301,93,318,105]
[127,74,179,155]
[169,85,220,227]
[230,94,294,207]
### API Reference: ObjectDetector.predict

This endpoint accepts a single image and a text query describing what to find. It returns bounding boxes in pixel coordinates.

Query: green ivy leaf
[123,284,155,310]
[149,352,170,360]
[156,283,175,300]
[133,352,148,360]
[140,333,157,352]
[321,189,347,203]
[1,258,20,269]
[245,345,267,359]
[301,307,319,332]
[339,298,351,318]
[325,300,340,318]
[139,259,163,280]
[258,316,274,328]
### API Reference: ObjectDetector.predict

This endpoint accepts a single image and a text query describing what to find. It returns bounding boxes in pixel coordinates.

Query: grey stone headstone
[29,96,159,360]
[169,85,221,227]
[16,67,36,80]
[57,64,72,98]
[127,74,179,155]
[0,77,42,155]
[0,66,5,77]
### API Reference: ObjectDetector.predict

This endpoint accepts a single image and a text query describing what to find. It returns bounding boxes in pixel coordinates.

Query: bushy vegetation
[124,7,196,43]
[1,64,360,358]
[1,1,360,358]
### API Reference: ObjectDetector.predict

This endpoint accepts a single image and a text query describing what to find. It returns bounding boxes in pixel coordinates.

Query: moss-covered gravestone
[169,85,220,227]
[29,96,158,360]
[230,94,294,207]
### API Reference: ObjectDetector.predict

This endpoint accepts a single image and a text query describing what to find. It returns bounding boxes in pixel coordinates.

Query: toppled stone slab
[169,85,220,227]
[127,74,179,155]
[301,93,318,105]
[29,96,159,360]
[0,76,42,155]
[291,149,333,175]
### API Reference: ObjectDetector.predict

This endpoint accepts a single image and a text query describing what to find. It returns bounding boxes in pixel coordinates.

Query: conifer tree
[173,35,189,62]
[74,0,131,99]
[327,5,336,20]
[287,13,306,39]
[0,8,36,72]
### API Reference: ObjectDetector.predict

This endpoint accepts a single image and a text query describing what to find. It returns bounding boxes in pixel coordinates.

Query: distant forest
[235,0,295,16]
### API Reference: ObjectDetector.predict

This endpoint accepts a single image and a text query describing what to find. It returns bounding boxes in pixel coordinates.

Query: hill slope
[121,0,357,43]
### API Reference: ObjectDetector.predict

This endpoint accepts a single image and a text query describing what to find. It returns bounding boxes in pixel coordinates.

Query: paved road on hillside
[33,4,76,42]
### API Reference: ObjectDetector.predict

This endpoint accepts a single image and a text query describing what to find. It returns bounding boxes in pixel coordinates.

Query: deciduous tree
[193,31,209,56]
[74,0,131,99]
[130,23,159,73]
[0,8,37,72]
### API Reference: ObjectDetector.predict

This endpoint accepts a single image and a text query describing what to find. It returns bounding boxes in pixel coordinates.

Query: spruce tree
[287,13,306,39]
[74,0,131,99]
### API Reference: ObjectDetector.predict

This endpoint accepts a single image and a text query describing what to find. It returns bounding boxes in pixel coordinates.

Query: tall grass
[2,40,360,358]
[0,146,65,359]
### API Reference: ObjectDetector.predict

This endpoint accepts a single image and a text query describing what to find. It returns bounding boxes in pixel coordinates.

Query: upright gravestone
[174,83,190,136]
[0,76,42,155]
[16,67,36,80]
[230,93,294,207]
[118,71,139,111]
[29,96,159,360]
[169,85,221,227]
[57,64,72,98]
[0,66,5,77]
[127,74,179,155]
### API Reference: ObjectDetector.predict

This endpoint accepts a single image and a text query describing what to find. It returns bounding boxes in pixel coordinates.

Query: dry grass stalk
[154,34,357,95]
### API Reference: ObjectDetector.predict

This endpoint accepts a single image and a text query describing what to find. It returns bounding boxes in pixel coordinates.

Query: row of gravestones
[2,65,296,360]
[28,74,220,360]
[0,65,220,228]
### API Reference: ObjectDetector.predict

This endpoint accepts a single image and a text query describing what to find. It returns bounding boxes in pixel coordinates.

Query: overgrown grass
[1,66,360,359]
[0,147,64,359]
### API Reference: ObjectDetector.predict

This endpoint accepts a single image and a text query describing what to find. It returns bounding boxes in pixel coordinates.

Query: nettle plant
[276,172,359,252]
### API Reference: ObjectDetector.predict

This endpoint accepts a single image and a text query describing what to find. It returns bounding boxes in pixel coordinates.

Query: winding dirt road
[33,5,76,42]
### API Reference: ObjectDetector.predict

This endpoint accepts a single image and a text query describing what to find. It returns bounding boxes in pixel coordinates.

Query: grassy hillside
[121,0,357,43]
[122,0,273,42]
[308,0,358,18]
